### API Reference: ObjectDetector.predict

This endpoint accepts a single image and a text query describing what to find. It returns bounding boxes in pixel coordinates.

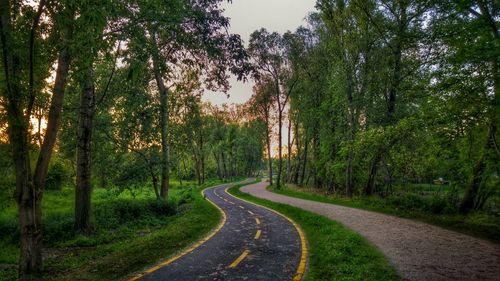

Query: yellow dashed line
[255,217,261,225]
[254,229,261,240]
[228,250,250,269]
[224,187,308,281]
[128,185,229,281]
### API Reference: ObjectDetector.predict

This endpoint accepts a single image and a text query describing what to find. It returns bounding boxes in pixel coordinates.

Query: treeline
[246,0,498,214]
[0,0,264,279]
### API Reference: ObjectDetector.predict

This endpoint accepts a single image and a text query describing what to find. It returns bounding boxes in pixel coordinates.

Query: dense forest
[0,0,265,279]
[248,0,499,215]
[0,0,499,280]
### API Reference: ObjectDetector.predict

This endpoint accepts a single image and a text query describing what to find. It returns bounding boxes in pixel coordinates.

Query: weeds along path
[241,181,500,281]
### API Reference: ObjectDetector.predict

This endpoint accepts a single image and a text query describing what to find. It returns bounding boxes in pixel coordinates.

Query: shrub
[45,160,69,190]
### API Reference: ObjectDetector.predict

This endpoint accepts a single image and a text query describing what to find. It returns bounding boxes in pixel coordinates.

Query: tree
[0,1,75,278]
[248,78,275,184]
[73,0,117,235]
[248,28,298,188]
[126,0,249,198]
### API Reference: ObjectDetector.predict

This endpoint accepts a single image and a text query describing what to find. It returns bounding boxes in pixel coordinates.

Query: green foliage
[45,159,71,191]
[280,0,499,215]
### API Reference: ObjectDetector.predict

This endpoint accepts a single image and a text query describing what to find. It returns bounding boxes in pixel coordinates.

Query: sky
[201,0,317,106]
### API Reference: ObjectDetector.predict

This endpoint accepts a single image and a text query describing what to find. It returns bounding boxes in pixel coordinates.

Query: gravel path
[241,181,500,281]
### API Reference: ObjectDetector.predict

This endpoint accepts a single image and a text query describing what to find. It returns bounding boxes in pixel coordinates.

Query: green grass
[270,184,500,243]
[228,184,400,281]
[0,178,240,280]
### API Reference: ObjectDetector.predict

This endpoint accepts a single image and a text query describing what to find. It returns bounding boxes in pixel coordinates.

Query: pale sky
[201,0,317,106]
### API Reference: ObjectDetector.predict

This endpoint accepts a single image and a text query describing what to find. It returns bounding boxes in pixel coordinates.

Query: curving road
[131,180,305,281]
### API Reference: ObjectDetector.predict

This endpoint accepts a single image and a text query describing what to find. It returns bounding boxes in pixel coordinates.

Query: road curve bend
[129,180,306,281]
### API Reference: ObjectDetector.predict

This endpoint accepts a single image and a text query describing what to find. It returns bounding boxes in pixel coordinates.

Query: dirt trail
[241,181,500,281]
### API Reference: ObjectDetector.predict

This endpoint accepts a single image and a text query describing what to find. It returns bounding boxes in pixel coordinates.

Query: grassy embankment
[228,183,400,281]
[0,178,240,280]
[270,184,500,243]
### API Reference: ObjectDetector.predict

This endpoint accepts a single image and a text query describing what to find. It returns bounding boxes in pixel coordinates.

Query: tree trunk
[149,166,160,199]
[214,152,222,179]
[265,114,273,185]
[276,104,283,189]
[300,138,308,186]
[460,7,499,212]
[286,116,292,183]
[221,151,228,179]
[195,155,201,185]
[152,60,169,199]
[1,2,72,275]
[364,151,382,196]
[74,68,95,234]
[364,4,406,196]
[200,134,205,184]
[460,124,496,213]
[293,122,301,184]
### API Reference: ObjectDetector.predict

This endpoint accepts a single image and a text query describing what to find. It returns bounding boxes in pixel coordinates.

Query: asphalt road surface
[133,180,305,281]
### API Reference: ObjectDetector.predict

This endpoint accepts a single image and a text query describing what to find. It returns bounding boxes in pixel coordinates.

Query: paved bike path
[133,180,304,281]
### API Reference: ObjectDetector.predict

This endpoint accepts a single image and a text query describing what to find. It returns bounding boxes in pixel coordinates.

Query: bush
[93,199,177,230]
[177,188,194,205]
[45,160,69,190]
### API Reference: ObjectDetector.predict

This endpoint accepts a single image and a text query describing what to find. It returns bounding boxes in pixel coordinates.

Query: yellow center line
[254,229,261,240]
[228,250,250,269]
[247,210,254,215]
[128,185,230,281]
[224,186,308,281]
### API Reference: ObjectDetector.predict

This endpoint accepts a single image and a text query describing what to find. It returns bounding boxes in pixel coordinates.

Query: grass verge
[0,179,241,281]
[270,185,500,243]
[227,184,400,281]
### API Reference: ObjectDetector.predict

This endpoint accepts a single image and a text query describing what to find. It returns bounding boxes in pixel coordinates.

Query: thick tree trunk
[74,68,95,234]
